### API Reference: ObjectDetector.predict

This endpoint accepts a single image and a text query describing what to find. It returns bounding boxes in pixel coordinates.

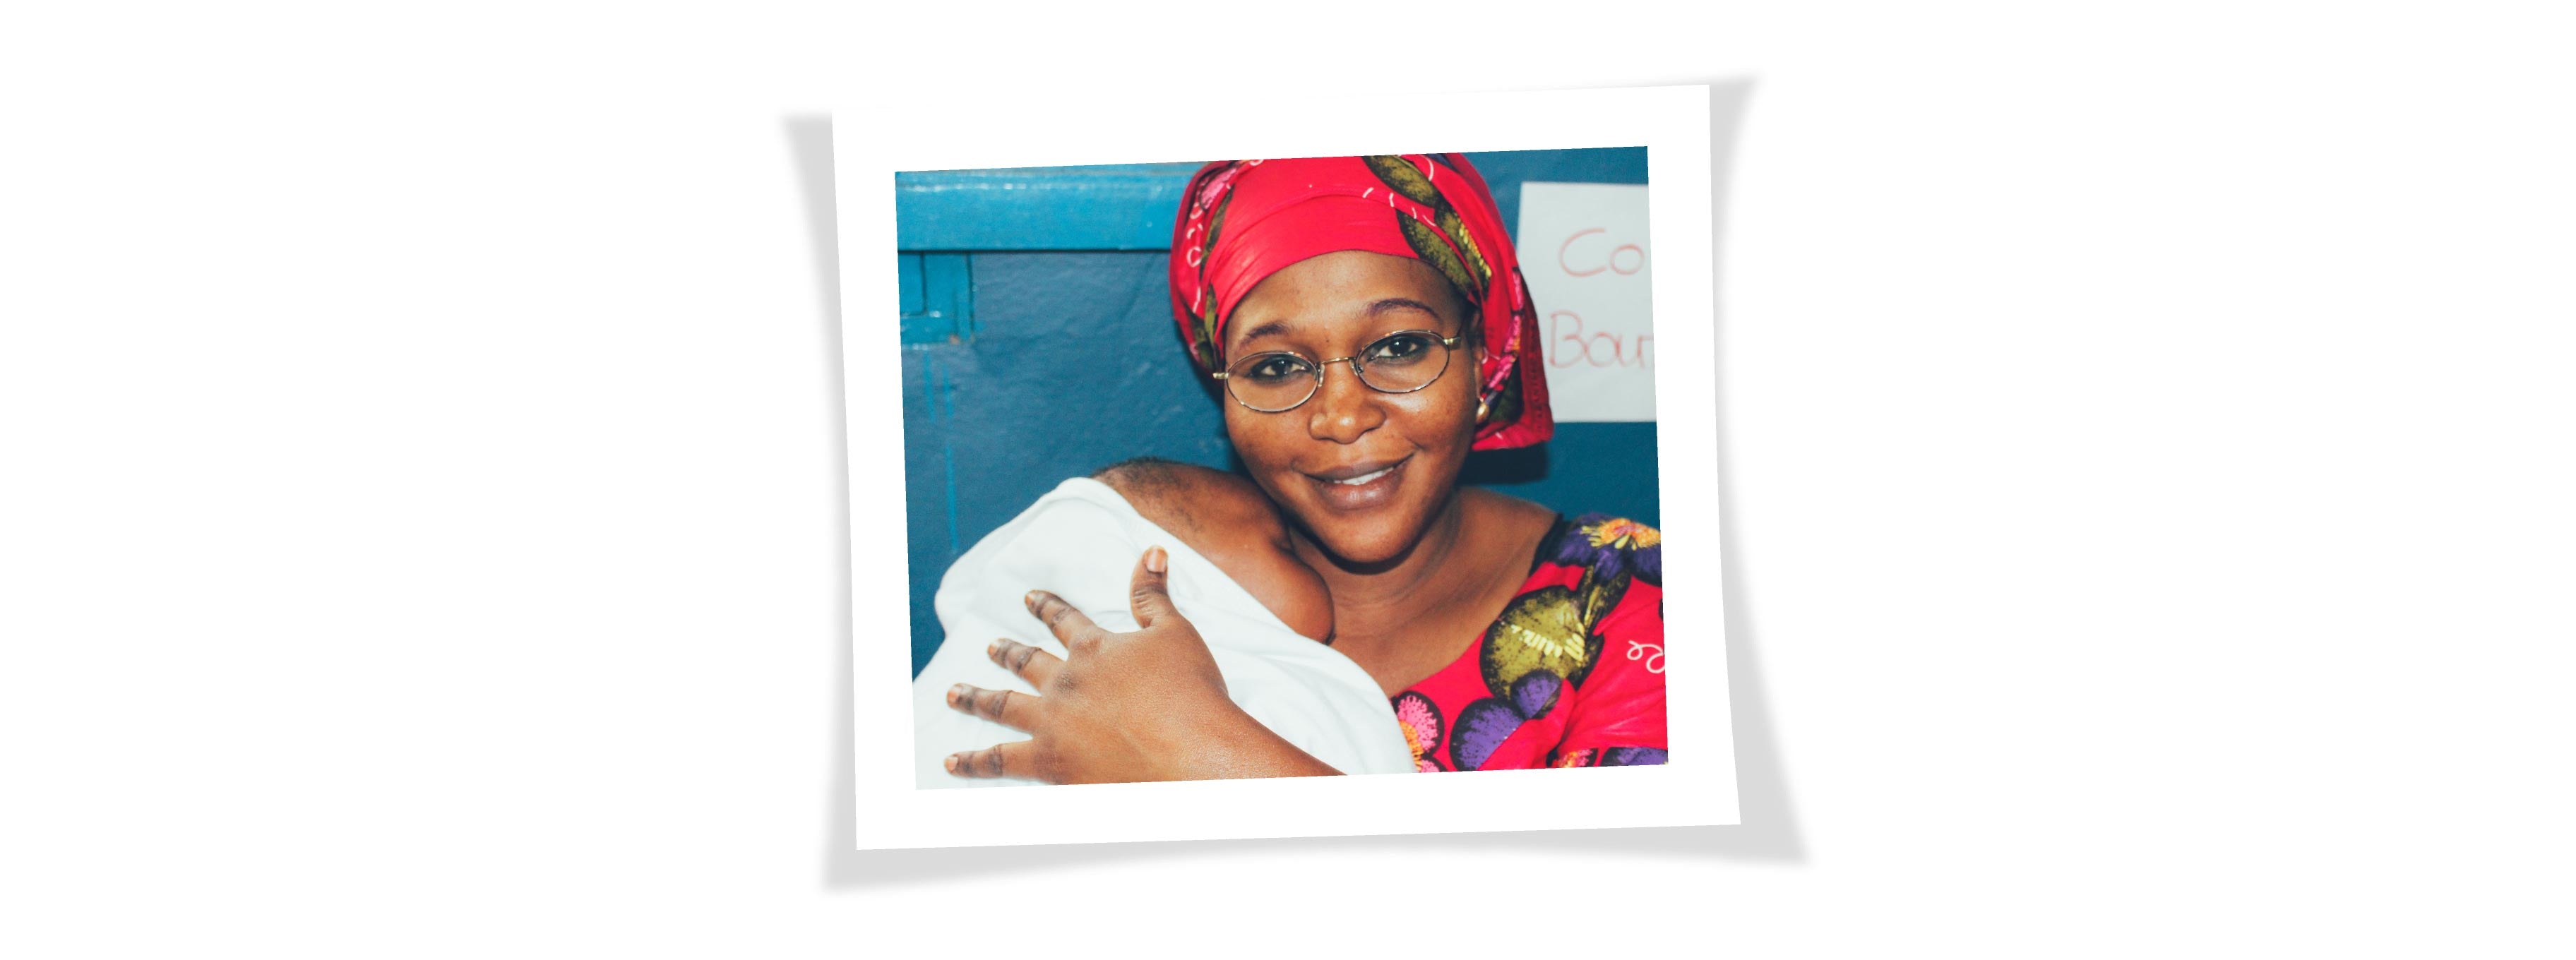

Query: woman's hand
[942,546,1341,784]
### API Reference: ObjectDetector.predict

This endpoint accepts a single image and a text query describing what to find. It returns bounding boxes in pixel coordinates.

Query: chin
[1297,515,1425,567]
[1271,464,1457,567]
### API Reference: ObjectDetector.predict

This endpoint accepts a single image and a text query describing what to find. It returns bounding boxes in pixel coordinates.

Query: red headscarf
[1169,155,1554,450]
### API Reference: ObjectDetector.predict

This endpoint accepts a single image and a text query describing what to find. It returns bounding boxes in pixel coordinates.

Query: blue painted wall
[897,148,1654,677]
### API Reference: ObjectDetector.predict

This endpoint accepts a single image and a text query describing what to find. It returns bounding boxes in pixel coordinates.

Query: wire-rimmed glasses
[1210,330,1465,413]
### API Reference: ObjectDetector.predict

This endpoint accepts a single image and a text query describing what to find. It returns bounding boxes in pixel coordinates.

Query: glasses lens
[1355,332,1451,392]
[1227,352,1318,411]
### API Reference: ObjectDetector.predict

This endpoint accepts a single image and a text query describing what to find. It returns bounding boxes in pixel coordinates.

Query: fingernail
[944,755,961,772]
[1024,590,1042,609]
[986,641,1000,657]
[1146,546,1168,573]
[949,683,967,702]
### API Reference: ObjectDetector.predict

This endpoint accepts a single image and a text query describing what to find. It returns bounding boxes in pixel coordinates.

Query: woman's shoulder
[1455,487,1565,571]
[1412,500,1665,772]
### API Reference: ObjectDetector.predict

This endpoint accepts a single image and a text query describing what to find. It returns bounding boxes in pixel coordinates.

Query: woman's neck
[1288,486,1556,694]
[1296,486,1440,576]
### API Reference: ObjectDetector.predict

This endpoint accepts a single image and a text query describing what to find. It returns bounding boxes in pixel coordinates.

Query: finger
[1129,546,1181,628]
[1022,589,1102,653]
[944,683,1042,732]
[986,637,1062,688]
[943,740,1039,780]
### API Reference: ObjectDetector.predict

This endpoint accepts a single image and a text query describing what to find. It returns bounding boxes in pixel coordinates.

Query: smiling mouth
[1302,455,1412,510]
[1330,465,1397,486]
[1306,454,1411,484]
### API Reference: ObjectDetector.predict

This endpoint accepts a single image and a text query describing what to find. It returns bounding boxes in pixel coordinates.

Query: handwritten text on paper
[1515,182,1655,422]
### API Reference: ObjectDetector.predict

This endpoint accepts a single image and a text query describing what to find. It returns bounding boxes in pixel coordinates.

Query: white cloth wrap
[910,476,1414,787]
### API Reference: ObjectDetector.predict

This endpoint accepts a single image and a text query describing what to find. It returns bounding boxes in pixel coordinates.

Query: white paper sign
[1515,182,1657,421]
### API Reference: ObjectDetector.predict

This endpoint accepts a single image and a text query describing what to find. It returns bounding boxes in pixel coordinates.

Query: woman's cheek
[1224,412,1303,502]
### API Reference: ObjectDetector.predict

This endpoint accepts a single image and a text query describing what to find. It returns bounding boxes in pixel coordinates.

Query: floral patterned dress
[1391,514,1667,772]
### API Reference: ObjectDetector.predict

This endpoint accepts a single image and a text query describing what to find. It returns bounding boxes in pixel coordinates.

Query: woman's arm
[942,546,1342,783]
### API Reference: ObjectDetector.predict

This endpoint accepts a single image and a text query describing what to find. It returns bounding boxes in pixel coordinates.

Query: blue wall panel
[896,149,1661,677]
[894,148,1648,251]
[898,163,1206,251]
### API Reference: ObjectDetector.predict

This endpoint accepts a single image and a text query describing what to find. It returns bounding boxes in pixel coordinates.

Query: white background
[5,2,2570,955]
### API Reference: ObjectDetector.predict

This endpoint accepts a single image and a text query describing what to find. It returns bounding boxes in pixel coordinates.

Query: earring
[1475,397,1490,422]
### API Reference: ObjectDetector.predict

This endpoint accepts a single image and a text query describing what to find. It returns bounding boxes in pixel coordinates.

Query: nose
[1304,359,1385,444]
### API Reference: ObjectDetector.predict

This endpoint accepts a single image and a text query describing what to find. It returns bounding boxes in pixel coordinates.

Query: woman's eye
[1366,334,1433,364]
[1246,356,1308,381]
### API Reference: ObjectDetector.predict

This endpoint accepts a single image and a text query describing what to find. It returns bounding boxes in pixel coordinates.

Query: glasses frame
[1209,329,1467,414]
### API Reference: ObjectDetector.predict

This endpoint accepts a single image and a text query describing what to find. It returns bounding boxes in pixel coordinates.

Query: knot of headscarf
[1168,155,1554,450]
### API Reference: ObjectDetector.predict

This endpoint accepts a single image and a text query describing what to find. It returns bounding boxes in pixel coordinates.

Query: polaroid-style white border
[837,84,1734,849]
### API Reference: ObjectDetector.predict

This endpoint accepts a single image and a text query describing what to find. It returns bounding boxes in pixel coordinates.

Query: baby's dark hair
[1092,456,1296,551]
[1092,456,1186,495]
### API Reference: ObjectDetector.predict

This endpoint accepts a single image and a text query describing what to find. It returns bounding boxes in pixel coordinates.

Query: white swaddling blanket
[910,476,1415,786]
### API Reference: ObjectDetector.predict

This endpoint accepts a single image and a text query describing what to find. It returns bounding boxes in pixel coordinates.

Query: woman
[940,154,1666,780]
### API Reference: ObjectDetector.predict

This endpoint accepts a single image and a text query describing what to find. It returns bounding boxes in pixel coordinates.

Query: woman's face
[1220,250,1484,567]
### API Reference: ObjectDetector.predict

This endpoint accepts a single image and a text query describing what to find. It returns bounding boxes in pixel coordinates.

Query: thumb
[1129,546,1181,628]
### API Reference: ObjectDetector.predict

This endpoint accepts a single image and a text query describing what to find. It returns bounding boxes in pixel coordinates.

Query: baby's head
[1095,457,1335,644]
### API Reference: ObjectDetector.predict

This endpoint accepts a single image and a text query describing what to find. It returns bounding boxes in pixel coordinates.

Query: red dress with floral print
[1390,514,1667,772]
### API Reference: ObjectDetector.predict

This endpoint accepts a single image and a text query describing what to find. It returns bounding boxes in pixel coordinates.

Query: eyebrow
[1365,296,1449,321]
[1230,298,1453,352]
[1232,318,1297,347]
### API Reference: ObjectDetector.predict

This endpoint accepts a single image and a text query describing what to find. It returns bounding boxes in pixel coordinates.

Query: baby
[1089,456,1335,647]
[909,459,1411,786]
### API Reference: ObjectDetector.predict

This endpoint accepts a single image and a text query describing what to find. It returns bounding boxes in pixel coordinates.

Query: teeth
[1332,466,1395,486]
